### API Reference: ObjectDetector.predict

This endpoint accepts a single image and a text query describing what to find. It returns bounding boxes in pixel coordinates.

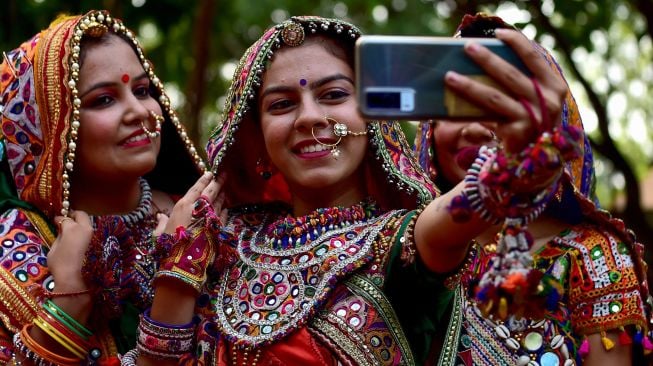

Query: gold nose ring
[142,110,163,139]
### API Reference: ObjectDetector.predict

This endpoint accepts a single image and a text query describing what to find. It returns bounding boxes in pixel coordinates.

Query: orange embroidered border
[0,269,39,333]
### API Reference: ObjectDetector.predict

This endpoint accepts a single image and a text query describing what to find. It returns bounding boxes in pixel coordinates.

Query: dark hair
[79,32,122,66]
[303,34,355,68]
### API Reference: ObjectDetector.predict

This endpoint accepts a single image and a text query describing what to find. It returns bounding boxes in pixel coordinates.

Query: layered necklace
[265,198,379,249]
[84,177,159,318]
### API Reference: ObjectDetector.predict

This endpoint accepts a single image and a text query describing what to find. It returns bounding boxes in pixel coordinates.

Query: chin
[125,158,158,177]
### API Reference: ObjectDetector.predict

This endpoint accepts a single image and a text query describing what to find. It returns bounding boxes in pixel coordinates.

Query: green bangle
[43,299,93,338]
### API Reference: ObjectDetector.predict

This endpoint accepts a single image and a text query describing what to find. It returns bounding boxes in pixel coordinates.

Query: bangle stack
[13,325,80,366]
[120,348,139,366]
[12,299,97,365]
[449,125,582,321]
[136,309,195,360]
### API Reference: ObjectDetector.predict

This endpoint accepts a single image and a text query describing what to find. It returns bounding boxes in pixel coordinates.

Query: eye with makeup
[319,88,350,103]
[83,91,116,109]
[266,97,295,113]
[133,83,151,99]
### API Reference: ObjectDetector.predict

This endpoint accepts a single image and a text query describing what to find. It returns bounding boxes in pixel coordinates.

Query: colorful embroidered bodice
[442,222,647,366]
[0,183,165,359]
[190,204,424,365]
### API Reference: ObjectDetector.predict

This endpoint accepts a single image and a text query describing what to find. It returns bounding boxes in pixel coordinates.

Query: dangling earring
[256,158,273,180]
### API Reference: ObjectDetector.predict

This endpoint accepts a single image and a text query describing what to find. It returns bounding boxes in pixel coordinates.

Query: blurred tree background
[2,0,653,263]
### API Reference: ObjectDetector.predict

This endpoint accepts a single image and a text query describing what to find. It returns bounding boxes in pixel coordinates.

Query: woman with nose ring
[0,10,204,364]
[129,14,578,365]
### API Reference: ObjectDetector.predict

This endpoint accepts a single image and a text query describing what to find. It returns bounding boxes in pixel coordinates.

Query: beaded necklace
[113,178,152,226]
[265,198,379,249]
[83,177,159,318]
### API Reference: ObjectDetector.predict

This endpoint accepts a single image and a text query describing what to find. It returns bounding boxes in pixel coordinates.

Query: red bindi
[121,74,130,83]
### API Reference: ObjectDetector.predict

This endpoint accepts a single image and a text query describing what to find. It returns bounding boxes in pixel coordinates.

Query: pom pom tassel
[618,327,632,345]
[643,336,653,355]
[601,331,615,351]
[634,328,644,343]
[578,337,590,357]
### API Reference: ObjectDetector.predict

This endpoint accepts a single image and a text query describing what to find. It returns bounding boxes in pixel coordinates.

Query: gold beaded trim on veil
[49,10,205,216]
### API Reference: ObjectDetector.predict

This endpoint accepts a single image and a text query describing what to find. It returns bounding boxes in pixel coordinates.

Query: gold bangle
[32,317,86,359]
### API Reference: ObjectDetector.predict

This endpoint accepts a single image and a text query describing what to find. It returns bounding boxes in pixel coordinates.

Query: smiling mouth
[298,143,334,154]
[122,132,150,146]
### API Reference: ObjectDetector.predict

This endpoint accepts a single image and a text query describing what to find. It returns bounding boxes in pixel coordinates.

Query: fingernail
[494,28,508,36]
[445,71,460,83]
[465,41,480,54]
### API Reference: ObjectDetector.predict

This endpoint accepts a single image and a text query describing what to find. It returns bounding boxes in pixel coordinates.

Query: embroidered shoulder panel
[214,209,402,348]
[0,209,52,287]
[0,209,49,332]
[546,223,646,335]
[309,280,409,366]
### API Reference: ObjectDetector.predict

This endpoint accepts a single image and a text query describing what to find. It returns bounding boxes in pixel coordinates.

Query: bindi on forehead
[121,74,130,83]
[299,78,307,87]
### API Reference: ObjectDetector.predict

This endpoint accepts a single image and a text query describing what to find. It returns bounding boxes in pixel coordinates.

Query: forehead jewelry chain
[141,110,163,139]
[311,117,367,159]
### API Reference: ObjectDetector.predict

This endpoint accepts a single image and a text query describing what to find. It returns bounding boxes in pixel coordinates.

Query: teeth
[125,133,148,144]
[299,144,333,154]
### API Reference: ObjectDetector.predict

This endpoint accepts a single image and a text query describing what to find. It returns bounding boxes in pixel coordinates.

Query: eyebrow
[78,72,149,98]
[259,73,354,99]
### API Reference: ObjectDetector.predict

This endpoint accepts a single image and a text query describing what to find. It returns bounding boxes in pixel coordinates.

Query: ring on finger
[58,217,73,226]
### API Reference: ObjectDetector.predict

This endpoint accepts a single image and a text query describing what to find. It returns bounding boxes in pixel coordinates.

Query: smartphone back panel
[356,35,530,120]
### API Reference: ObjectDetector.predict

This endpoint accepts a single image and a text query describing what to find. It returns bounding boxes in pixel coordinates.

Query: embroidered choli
[439,222,647,366]
[186,203,441,366]
[0,204,165,359]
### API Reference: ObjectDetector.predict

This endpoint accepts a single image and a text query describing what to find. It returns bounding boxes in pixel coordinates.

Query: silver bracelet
[120,348,139,366]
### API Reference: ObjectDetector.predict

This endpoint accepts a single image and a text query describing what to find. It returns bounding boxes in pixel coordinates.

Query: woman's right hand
[48,211,93,292]
[154,171,228,236]
[444,28,568,154]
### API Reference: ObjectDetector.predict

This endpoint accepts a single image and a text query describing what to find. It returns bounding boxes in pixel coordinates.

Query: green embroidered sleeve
[383,210,455,365]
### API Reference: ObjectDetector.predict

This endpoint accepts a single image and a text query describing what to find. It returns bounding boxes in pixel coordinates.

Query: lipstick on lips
[293,139,335,159]
[121,128,152,148]
[455,145,481,171]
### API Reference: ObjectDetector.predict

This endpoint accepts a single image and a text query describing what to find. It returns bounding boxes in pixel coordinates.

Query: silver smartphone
[355,35,531,120]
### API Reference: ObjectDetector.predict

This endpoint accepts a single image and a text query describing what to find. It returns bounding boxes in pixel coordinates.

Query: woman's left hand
[444,28,568,154]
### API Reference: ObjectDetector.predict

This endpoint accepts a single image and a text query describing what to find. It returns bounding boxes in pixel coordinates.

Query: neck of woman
[290,183,367,217]
[69,176,143,216]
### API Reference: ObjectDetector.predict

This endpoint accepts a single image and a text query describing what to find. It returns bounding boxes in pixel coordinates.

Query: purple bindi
[299,78,307,87]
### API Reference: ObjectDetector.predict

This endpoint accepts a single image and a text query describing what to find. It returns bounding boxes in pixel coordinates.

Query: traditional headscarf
[0,10,205,221]
[206,15,437,212]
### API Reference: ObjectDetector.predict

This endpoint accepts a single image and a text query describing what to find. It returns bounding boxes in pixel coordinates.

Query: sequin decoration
[214,205,400,348]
